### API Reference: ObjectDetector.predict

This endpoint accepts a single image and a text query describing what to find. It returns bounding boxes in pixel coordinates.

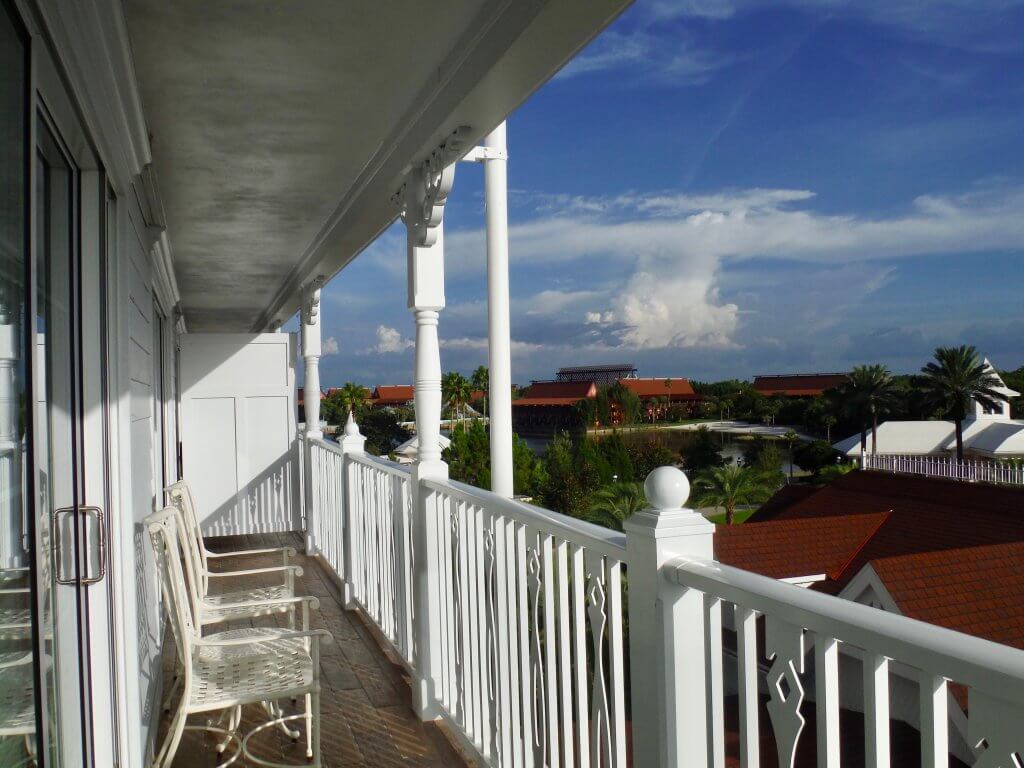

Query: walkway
[157,532,472,767]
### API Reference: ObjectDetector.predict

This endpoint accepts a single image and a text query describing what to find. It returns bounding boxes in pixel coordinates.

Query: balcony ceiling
[125,0,631,332]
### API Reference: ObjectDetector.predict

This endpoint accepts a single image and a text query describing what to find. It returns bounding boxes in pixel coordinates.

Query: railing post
[624,467,716,767]
[339,411,365,608]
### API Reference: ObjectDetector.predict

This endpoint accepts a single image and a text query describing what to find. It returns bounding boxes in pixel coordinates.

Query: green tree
[360,409,410,456]
[471,365,489,419]
[919,345,1009,460]
[331,382,369,421]
[442,371,473,431]
[692,465,776,525]
[793,440,840,476]
[628,440,677,479]
[833,364,900,455]
[443,420,544,496]
[538,433,592,517]
[817,462,855,484]
[680,426,725,472]
[598,433,634,482]
[584,483,646,532]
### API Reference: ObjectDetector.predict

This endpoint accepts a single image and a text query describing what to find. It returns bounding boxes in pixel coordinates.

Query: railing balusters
[541,533,561,768]
[517,523,535,768]
[919,673,948,768]
[704,595,725,768]
[556,540,574,768]
[814,635,840,768]
[863,654,890,768]
[571,543,591,768]
[737,605,761,768]
[607,558,627,768]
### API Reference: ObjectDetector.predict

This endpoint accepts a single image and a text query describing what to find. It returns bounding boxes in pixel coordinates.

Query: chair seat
[0,653,36,737]
[188,628,314,712]
[200,584,293,625]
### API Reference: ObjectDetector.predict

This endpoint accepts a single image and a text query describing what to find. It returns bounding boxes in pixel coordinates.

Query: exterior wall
[109,188,173,766]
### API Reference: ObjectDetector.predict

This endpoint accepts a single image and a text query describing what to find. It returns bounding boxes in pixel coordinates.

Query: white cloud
[441,337,544,354]
[374,325,413,354]
[444,181,1024,351]
[322,337,339,356]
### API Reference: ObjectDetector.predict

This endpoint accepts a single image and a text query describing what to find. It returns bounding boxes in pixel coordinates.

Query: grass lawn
[706,507,758,525]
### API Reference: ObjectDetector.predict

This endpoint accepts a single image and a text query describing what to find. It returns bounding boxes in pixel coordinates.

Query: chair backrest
[165,480,209,594]
[145,508,197,668]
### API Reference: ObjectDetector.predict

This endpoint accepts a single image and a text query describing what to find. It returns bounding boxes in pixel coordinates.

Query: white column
[301,279,323,440]
[483,122,513,497]
[339,412,365,608]
[623,467,715,766]
[405,160,450,720]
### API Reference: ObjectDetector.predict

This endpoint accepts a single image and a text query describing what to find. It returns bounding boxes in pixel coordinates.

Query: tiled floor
[156,533,472,767]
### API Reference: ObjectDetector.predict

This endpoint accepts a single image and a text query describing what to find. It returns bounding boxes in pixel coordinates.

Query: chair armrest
[195,628,334,648]
[206,546,297,559]
[203,595,320,612]
[205,565,303,579]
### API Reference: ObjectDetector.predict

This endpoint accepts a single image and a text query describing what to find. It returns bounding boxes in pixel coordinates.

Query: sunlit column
[302,279,323,440]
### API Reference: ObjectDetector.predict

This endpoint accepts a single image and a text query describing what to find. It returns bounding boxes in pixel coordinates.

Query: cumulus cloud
[374,325,413,354]
[441,337,544,354]
[443,181,1024,352]
[322,337,339,356]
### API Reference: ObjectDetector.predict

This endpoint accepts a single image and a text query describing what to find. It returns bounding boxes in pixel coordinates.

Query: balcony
[155,420,1024,767]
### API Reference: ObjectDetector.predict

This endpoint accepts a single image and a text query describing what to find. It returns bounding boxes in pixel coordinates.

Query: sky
[311,0,1024,388]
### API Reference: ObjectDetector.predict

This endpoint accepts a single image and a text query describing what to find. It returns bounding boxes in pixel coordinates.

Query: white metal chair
[164,481,301,629]
[0,651,36,767]
[147,508,330,768]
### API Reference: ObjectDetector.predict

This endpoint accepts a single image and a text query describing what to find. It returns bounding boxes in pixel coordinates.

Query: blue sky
[313,0,1024,387]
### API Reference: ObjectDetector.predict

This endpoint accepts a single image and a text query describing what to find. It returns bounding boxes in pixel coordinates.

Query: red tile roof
[513,380,597,406]
[753,373,849,397]
[870,542,1024,651]
[618,377,700,399]
[747,484,821,522]
[760,471,1024,584]
[372,385,414,404]
[715,513,890,581]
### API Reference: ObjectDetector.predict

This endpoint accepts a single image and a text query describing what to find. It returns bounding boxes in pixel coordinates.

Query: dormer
[969,359,1018,421]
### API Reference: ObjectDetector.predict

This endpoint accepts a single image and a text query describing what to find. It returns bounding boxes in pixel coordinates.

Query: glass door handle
[53,505,106,585]
[79,506,106,585]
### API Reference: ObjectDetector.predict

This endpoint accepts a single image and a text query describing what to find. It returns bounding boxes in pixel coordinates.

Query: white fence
[863,452,1024,486]
[303,424,1024,768]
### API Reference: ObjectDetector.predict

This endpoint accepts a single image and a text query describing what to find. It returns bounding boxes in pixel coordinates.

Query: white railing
[347,452,415,665]
[302,421,1024,768]
[420,477,629,767]
[863,452,1024,486]
[306,437,345,575]
[662,555,1024,768]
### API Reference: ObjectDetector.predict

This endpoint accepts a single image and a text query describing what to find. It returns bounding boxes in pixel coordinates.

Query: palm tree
[442,371,473,431]
[692,465,775,525]
[584,483,646,532]
[471,365,489,419]
[337,382,369,419]
[822,414,836,443]
[834,365,899,455]
[783,430,798,482]
[919,345,1009,460]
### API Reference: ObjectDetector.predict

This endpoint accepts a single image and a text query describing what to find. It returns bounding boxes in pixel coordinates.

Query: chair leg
[154,704,187,768]
[309,690,320,764]
[216,706,241,753]
[305,691,313,759]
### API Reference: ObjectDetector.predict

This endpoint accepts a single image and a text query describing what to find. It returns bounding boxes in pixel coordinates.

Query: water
[522,428,804,475]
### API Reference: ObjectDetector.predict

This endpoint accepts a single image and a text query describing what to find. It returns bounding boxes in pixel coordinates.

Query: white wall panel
[180,333,298,536]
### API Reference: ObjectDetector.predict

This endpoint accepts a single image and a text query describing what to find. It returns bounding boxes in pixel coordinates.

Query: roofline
[250,0,633,331]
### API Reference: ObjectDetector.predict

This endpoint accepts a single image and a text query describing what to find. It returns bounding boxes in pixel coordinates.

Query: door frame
[17,1,120,764]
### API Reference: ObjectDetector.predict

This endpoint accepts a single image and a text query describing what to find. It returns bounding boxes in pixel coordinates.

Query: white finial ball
[644,466,690,510]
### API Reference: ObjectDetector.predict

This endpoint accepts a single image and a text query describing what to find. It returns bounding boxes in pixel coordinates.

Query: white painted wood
[556,540,574,768]
[482,122,513,498]
[571,544,590,768]
[737,606,761,768]
[705,596,726,768]
[541,533,560,768]
[623,466,714,766]
[919,673,948,768]
[815,635,840,768]
[864,654,890,768]
[179,333,298,536]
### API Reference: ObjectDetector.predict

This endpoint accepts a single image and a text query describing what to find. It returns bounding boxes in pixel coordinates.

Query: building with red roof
[511,380,596,434]
[753,372,849,398]
[370,384,415,408]
[716,470,1024,760]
